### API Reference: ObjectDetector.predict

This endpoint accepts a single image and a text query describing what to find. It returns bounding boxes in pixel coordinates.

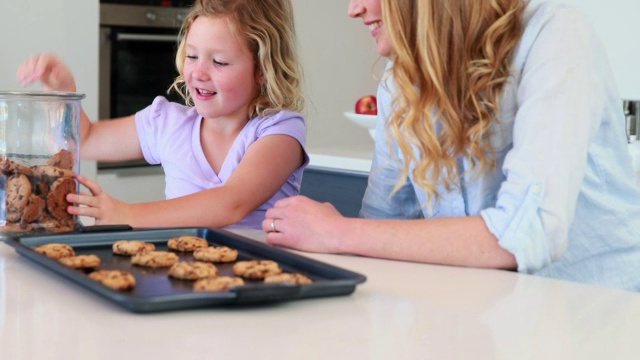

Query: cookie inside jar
[1,151,78,236]
[0,91,85,237]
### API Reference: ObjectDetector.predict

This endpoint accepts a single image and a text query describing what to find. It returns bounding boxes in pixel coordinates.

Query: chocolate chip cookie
[46,177,76,221]
[168,261,218,280]
[6,173,32,222]
[37,211,76,233]
[193,246,238,263]
[193,276,245,292]
[32,165,76,179]
[59,254,102,269]
[0,157,33,176]
[112,240,156,256]
[21,194,46,224]
[89,270,136,291]
[131,251,179,268]
[233,260,283,280]
[33,243,76,259]
[264,273,313,285]
[167,236,209,252]
[47,149,75,170]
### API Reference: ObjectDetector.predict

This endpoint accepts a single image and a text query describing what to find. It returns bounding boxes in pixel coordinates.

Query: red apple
[355,95,377,115]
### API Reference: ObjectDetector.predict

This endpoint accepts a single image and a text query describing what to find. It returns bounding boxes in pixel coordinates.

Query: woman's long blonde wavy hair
[382,0,525,203]
[170,0,304,119]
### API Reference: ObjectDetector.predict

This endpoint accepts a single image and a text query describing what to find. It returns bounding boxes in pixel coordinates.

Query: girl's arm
[79,115,143,162]
[17,53,143,162]
[71,134,303,228]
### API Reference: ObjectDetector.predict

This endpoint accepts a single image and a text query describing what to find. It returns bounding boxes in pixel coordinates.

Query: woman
[263,0,640,291]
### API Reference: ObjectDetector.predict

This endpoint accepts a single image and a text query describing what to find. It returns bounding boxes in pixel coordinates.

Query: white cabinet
[300,167,368,217]
[97,166,166,205]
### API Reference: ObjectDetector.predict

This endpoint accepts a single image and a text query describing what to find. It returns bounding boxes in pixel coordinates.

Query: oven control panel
[100,0,194,7]
[100,3,190,29]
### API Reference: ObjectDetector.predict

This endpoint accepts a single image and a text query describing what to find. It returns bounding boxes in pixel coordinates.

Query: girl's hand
[67,175,131,225]
[16,53,77,92]
[262,195,346,253]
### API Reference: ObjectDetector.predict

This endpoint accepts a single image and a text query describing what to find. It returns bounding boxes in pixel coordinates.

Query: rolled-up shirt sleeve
[481,5,606,273]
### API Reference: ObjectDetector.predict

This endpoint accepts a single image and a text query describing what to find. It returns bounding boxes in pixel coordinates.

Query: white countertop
[307,142,374,173]
[2,228,640,359]
[307,138,640,177]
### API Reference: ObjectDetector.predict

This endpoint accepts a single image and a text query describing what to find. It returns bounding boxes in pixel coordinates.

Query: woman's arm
[262,196,516,269]
[341,216,517,269]
[299,180,515,269]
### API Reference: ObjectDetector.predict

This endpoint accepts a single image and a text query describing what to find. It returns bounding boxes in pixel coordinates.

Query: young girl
[262,0,640,291]
[16,0,307,230]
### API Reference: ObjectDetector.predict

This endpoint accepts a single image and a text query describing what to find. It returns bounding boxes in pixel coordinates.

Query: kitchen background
[1,0,639,214]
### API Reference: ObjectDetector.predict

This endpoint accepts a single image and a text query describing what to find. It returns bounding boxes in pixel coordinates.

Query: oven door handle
[115,33,178,43]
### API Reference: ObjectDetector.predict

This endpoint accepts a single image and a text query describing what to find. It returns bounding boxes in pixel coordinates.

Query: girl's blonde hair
[170,0,304,119]
[382,0,525,203]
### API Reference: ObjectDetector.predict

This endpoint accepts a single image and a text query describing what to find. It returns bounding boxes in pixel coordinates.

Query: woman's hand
[16,53,77,92]
[67,175,131,225]
[262,196,347,253]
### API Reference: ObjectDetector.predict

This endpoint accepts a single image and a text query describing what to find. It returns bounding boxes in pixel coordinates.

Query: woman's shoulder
[524,0,591,33]
[513,0,599,68]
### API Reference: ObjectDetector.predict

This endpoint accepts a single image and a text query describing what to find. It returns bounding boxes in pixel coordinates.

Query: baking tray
[3,226,367,313]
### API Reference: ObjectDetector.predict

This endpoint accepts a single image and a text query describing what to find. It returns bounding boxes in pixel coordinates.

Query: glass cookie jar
[0,91,85,236]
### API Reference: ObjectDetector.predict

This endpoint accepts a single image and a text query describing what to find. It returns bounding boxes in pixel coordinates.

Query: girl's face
[183,15,259,121]
[348,0,391,57]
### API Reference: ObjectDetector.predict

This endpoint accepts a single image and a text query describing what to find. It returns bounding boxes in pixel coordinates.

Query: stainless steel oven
[98,1,193,169]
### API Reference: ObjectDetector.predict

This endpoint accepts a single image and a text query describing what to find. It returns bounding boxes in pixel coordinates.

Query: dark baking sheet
[3,226,366,313]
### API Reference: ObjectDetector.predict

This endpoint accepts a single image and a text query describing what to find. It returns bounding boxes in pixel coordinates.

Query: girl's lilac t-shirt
[135,96,308,229]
